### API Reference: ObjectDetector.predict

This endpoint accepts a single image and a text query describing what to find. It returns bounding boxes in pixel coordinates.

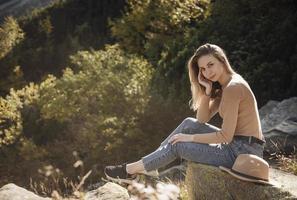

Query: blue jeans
[142,117,264,171]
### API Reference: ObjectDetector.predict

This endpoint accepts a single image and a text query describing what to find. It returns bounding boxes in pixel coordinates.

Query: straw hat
[219,154,273,185]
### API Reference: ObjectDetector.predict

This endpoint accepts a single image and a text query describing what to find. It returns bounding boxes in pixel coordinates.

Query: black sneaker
[104,163,138,184]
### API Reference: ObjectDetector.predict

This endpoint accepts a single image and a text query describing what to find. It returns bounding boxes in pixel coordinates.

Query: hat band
[231,169,268,182]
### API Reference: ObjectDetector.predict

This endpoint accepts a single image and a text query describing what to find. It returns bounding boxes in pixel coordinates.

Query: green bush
[0,17,26,95]
[1,44,157,191]
[33,44,154,183]
[110,0,208,59]
[0,0,127,97]
[0,96,22,147]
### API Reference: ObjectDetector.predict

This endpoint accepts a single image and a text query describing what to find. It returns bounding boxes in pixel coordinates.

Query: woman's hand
[168,134,194,145]
[198,71,212,95]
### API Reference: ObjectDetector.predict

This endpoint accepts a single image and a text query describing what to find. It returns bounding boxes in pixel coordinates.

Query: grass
[29,162,91,199]
[29,163,189,200]
[275,153,297,175]
[30,150,296,199]
[178,182,189,200]
[266,140,297,175]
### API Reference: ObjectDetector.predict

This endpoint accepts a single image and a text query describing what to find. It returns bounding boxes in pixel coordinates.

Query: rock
[158,164,186,181]
[128,181,180,200]
[0,182,129,200]
[260,97,297,135]
[186,162,296,200]
[270,168,297,197]
[84,182,129,200]
[259,100,279,119]
[259,97,297,153]
[0,183,50,200]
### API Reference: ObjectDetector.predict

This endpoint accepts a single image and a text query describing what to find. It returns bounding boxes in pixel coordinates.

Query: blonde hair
[188,43,236,111]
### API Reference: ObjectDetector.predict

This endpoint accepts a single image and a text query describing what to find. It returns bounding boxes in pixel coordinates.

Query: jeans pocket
[230,140,264,158]
[242,143,264,157]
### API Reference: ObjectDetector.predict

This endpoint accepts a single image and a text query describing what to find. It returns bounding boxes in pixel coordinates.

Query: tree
[0,17,24,59]
[110,0,210,61]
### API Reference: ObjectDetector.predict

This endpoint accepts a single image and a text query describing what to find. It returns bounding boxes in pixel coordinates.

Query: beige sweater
[197,74,263,143]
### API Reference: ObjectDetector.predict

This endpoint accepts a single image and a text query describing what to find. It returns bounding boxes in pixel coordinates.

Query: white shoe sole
[139,170,159,177]
[104,172,139,184]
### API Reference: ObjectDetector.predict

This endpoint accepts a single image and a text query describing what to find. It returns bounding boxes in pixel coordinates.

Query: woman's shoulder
[224,74,246,89]
[223,74,247,99]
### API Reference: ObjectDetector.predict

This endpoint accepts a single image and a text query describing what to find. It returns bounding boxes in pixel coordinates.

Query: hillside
[0,0,57,21]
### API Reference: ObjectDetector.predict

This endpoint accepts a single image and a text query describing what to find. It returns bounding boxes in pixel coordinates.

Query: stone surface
[259,97,297,153]
[270,168,297,197]
[259,100,279,120]
[84,182,129,200]
[186,162,296,200]
[260,97,297,135]
[0,183,50,200]
[158,164,186,181]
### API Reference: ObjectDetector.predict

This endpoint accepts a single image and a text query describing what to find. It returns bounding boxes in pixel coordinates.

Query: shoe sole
[104,172,139,184]
[140,170,159,177]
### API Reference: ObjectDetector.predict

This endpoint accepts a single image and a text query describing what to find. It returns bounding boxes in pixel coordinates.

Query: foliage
[276,153,297,176]
[0,17,24,59]
[109,0,212,116]
[0,17,26,94]
[0,83,39,147]
[0,83,51,189]
[197,0,297,106]
[0,0,127,96]
[0,44,157,190]
[36,45,155,167]
[39,45,153,122]
[0,97,22,147]
[111,0,297,106]
[110,0,210,60]
[0,42,189,192]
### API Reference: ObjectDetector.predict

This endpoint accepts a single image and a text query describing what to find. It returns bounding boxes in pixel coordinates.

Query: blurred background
[0,0,296,196]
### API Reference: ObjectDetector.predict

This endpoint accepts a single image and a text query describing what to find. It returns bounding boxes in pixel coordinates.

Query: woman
[104,43,265,183]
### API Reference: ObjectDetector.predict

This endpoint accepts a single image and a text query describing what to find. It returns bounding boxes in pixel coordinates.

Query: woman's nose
[205,70,211,77]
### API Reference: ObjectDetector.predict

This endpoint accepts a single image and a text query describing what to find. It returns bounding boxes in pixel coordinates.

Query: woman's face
[197,54,225,82]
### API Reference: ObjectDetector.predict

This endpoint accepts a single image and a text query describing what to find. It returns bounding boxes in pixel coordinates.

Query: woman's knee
[181,117,201,130]
[182,117,196,125]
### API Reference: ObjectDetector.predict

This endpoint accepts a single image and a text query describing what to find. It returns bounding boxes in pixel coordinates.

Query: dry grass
[178,182,189,200]
[275,153,297,175]
[29,158,91,199]
[29,161,189,199]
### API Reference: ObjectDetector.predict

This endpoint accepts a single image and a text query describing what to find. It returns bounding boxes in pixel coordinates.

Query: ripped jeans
[141,117,264,171]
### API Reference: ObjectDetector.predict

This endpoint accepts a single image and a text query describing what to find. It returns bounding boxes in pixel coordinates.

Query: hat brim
[219,166,274,186]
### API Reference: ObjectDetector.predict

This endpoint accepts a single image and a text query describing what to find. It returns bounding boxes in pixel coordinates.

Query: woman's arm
[169,131,228,145]
[192,131,231,144]
[196,96,220,123]
[167,131,215,145]
[196,70,220,123]
[170,84,242,145]
[195,84,242,144]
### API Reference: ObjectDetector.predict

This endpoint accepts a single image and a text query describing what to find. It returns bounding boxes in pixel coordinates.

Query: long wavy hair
[188,43,236,111]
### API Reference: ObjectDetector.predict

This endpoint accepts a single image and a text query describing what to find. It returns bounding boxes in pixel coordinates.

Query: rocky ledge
[186,162,297,200]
